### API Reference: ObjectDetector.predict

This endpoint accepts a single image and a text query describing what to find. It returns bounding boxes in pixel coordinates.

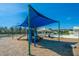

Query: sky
[0,3,79,29]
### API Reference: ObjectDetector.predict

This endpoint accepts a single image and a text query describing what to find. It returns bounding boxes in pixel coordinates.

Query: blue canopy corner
[19,5,58,28]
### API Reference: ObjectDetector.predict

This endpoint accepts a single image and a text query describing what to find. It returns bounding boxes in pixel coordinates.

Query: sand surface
[0,35,79,56]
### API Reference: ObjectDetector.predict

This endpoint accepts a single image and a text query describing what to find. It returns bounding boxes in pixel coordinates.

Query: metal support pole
[12,32,13,40]
[11,28,13,40]
[34,28,38,47]
[78,31,79,43]
[27,4,32,55]
[58,21,60,41]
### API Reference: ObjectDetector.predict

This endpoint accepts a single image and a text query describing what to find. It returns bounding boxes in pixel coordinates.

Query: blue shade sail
[20,5,57,28]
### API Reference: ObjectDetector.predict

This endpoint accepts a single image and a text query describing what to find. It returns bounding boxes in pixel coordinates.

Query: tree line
[0,27,26,34]
[0,26,72,35]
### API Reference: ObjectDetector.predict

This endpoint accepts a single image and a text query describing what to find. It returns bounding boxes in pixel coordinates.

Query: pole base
[27,53,35,56]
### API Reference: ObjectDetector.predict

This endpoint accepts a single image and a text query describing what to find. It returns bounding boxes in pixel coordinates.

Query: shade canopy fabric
[20,5,57,28]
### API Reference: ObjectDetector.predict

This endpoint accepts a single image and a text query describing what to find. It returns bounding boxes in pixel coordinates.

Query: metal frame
[27,4,60,56]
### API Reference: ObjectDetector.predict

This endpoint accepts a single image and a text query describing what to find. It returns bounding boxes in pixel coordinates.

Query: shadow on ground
[38,39,77,56]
